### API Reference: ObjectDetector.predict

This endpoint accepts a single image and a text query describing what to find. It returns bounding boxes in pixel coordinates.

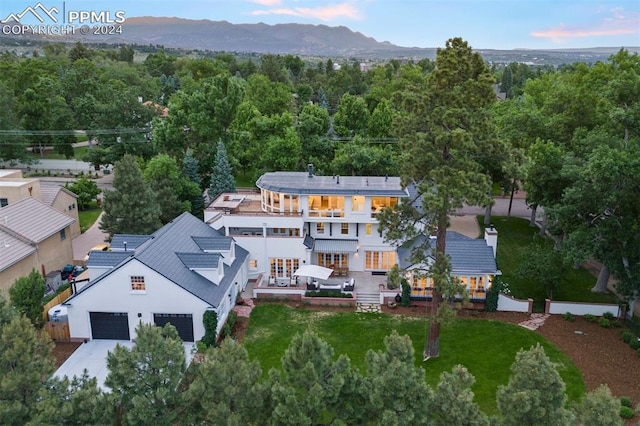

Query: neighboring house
[0,197,75,293]
[0,169,80,236]
[397,228,500,301]
[204,165,408,281]
[64,212,250,342]
[39,184,81,237]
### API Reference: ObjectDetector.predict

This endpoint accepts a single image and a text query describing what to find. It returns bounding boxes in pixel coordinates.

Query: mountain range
[1,16,636,62]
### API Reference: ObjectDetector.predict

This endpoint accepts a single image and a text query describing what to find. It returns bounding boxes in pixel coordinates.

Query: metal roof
[68,212,248,308]
[39,184,77,206]
[397,232,498,275]
[192,236,232,252]
[256,172,408,197]
[110,234,153,251]
[177,252,222,269]
[0,228,35,271]
[314,239,358,253]
[0,197,75,243]
[86,251,133,267]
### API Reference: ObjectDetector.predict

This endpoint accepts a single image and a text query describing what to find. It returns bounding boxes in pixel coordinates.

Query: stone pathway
[356,302,382,313]
[233,297,255,318]
[519,313,550,330]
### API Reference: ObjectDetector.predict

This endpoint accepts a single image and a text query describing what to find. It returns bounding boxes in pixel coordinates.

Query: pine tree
[0,316,55,424]
[496,344,574,425]
[104,323,186,424]
[182,150,205,218]
[573,385,622,426]
[208,140,235,201]
[99,154,162,238]
[431,365,488,426]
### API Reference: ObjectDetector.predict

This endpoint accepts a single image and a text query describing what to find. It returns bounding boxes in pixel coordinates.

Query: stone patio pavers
[519,313,550,330]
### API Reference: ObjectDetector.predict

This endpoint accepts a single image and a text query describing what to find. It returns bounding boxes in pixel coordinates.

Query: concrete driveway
[54,340,195,390]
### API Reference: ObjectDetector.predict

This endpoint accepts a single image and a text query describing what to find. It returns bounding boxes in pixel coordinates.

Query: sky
[2,0,639,50]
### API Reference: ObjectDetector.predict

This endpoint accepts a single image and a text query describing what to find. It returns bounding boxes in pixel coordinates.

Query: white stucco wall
[67,259,211,342]
[547,301,620,316]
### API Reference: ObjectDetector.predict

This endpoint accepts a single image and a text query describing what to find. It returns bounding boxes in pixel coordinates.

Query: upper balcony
[205,193,302,218]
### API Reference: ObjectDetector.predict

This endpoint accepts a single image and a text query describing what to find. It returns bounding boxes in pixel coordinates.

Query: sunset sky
[2,0,639,49]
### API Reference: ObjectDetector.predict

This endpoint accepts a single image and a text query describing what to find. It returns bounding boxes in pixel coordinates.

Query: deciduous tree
[9,269,46,329]
[65,176,101,210]
[144,154,191,224]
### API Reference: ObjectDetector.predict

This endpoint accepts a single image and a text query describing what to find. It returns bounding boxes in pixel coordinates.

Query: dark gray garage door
[153,313,194,342]
[90,312,130,340]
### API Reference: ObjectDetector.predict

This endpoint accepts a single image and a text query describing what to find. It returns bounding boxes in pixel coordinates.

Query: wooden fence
[42,287,72,321]
[44,321,70,342]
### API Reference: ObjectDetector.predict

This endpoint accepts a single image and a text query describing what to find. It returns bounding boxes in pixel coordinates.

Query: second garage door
[153,313,194,342]
[90,312,130,340]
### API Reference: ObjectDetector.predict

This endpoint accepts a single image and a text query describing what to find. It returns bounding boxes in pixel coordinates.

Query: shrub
[598,317,610,328]
[610,320,622,328]
[484,276,502,312]
[201,310,218,348]
[619,406,634,419]
[621,331,634,344]
[584,314,596,322]
[304,291,353,298]
[619,396,632,408]
[400,279,411,307]
[629,339,640,350]
[602,311,615,320]
[637,348,640,358]
[562,312,575,322]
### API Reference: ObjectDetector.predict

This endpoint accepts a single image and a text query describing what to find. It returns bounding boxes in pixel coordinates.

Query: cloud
[251,2,362,22]
[251,0,282,5]
[531,7,639,43]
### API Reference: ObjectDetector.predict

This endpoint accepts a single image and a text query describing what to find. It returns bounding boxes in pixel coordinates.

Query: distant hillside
[79,17,417,57]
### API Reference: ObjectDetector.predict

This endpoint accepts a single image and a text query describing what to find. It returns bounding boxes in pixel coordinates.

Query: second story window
[341,223,349,235]
[316,222,325,233]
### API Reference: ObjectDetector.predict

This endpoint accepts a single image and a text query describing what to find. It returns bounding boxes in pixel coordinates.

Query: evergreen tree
[182,150,205,219]
[496,344,574,426]
[269,330,367,425]
[431,365,489,426]
[0,316,55,424]
[573,385,622,426]
[182,339,267,425]
[104,323,186,425]
[9,269,46,329]
[364,331,432,425]
[99,154,162,238]
[208,140,235,201]
[378,37,498,360]
[32,372,108,425]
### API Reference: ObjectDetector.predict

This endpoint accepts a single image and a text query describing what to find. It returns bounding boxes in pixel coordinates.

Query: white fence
[2,159,93,172]
[497,294,532,313]
[546,300,621,317]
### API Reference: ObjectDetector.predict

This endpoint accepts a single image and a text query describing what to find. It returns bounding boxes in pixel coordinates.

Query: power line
[0,128,151,136]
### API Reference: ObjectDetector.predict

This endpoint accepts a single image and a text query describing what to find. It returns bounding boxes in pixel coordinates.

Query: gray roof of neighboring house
[110,234,153,251]
[39,184,77,206]
[0,197,75,243]
[257,172,409,197]
[69,212,248,308]
[0,228,35,271]
[397,231,498,275]
[192,236,232,252]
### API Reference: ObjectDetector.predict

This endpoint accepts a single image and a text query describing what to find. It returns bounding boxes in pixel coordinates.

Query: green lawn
[78,201,102,233]
[479,216,618,310]
[243,304,585,415]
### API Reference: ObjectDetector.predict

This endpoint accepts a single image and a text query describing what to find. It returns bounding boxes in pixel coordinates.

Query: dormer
[177,252,224,284]
[192,236,235,265]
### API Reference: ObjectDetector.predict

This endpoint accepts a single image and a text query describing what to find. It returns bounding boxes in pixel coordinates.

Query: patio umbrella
[293,265,333,280]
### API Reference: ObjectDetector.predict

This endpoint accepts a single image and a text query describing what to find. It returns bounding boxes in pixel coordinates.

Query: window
[365,251,396,271]
[0,198,8,207]
[366,223,372,235]
[316,222,325,233]
[341,223,349,235]
[131,276,146,291]
[250,259,258,269]
[351,196,365,212]
[60,229,66,241]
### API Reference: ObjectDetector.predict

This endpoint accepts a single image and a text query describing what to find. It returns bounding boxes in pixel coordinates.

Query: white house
[204,165,409,282]
[64,212,249,342]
